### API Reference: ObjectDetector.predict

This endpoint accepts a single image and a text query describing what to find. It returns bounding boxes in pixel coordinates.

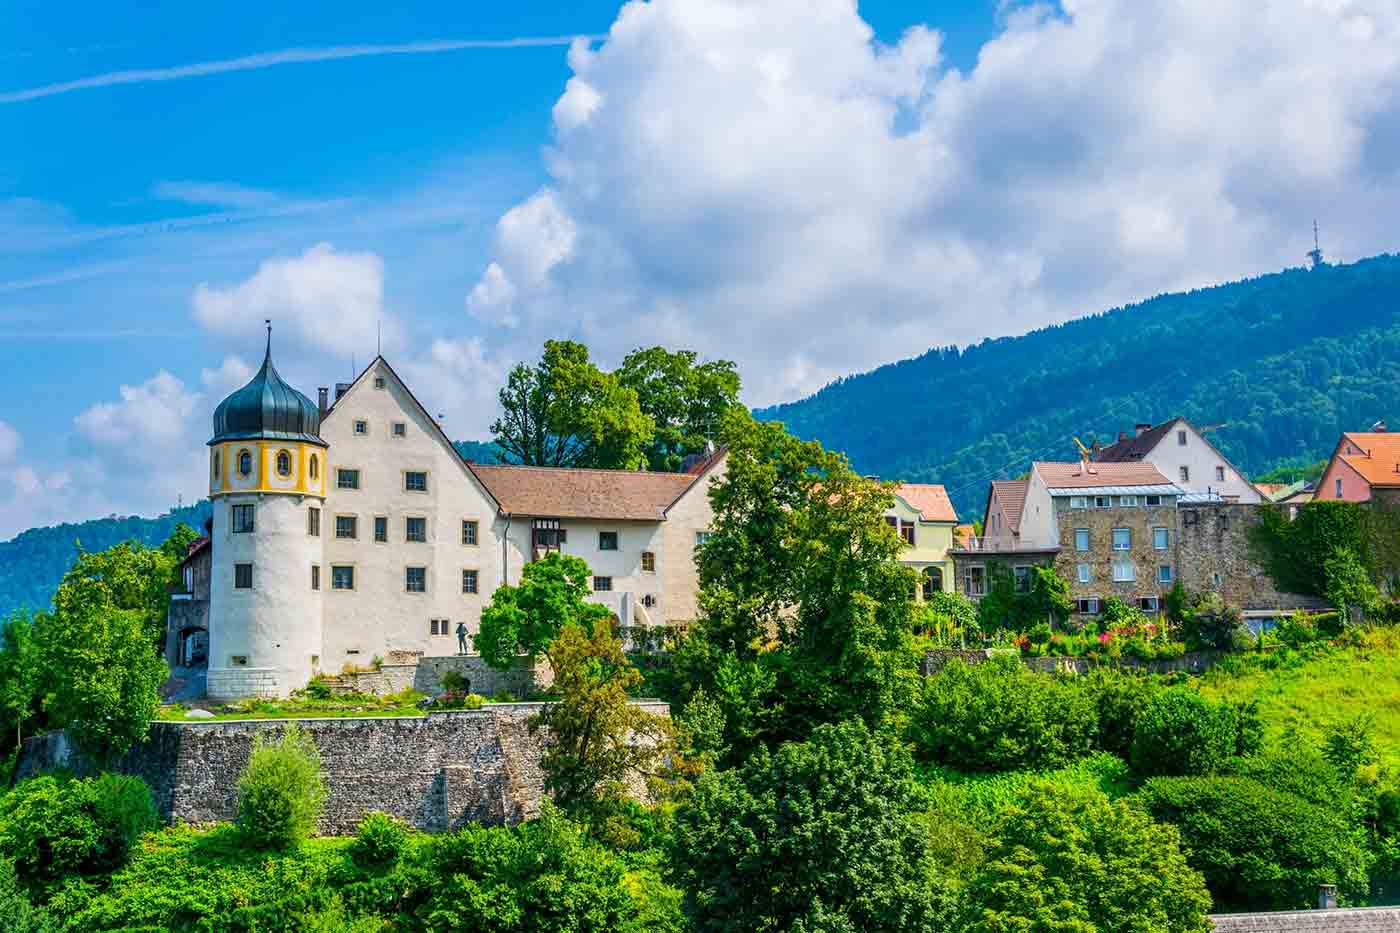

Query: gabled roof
[1333,431,1400,488]
[1093,419,1178,462]
[893,483,958,523]
[988,479,1028,533]
[1034,460,1173,489]
[469,463,699,521]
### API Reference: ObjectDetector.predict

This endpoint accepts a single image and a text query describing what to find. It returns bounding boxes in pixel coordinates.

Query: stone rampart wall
[1177,503,1327,612]
[15,701,665,835]
[1210,907,1400,932]
[328,656,553,699]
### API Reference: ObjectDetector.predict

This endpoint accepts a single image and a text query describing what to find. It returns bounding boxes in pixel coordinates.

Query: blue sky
[2,0,1398,536]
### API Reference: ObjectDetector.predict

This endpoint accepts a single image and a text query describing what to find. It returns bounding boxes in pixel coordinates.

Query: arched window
[922,566,944,600]
[238,449,252,478]
[276,450,292,477]
[309,453,319,480]
[213,452,220,480]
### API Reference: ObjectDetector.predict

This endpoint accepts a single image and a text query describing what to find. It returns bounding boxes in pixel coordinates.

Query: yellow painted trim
[209,440,327,499]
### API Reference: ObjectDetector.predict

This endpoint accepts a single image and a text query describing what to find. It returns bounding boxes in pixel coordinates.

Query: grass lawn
[158,687,433,722]
[1197,627,1400,768]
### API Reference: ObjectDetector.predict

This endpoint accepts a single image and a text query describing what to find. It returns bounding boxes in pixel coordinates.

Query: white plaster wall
[1019,470,1057,547]
[661,458,724,624]
[318,360,502,668]
[207,493,324,698]
[1143,422,1261,503]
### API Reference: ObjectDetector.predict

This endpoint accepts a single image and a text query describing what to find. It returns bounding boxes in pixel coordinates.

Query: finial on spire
[264,319,272,358]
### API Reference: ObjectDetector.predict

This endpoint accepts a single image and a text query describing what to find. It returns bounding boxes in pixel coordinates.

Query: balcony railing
[955,535,1057,553]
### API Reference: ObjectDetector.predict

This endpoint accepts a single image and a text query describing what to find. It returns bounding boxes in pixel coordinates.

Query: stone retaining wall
[1211,907,1400,932]
[329,655,553,699]
[921,647,1236,676]
[14,701,665,835]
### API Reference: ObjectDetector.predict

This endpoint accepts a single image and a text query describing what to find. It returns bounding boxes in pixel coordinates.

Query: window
[964,566,986,597]
[1074,528,1090,551]
[1179,466,1190,483]
[1219,513,1231,531]
[311,565,321,591]
[1177,430,1187,446]
[1075,597,1100,615]
[335,515,358,539]
[331,565,355,590]
[1335,478,1343,497]
[641,551,656,573]
[901,521,916,546]
[1070,496,1088,509]
[593,576,613,592]
[1213,572,1223,587]
[1158,564,1173,584]
[430,619,450,636]
[533,521,567,548]
[922,566,943,599]
[406,566,426,593]
[374,377,386,389]
[1153,527,1169,550]
[405,471,428,492]
[392,422,406,437]
[599,531,619,551]
[374,517,388,542]
[642,593,657,608]
[213,452,220,480]
[276,450,292,477]
[308,507,320,536]
[231,655,248,666]
[1119,495,1137,507]
[1138,596,1160,612]
[1145,494,1162,506]
[337,468,360,490]
[695,531,713,547]
[309,454,318,480]
[231,504,255,534]
[1112,527,1131,550]
[354,420,368,435]
[1094,495,1112,509]
[1215,466,1226,482]
[238,449,252,477]
[462,569,479,594]
[234,563,253,589]
[462,520,478,546]
[1112,560,1136,582]
[1077,562,1091,583]
[406,517,427,543]
[1013,566,1031,593]
[1183,509,1199,526]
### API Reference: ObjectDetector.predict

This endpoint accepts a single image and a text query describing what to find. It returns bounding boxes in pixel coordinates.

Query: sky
[1,0,1398,539]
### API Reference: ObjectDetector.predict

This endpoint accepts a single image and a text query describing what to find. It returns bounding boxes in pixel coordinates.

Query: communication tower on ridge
[1307,220,1325,270]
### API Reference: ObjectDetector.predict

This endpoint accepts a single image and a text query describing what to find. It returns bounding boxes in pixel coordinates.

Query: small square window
[462,520,479,546]
[1138,596,1160,612]
[335,515,358,539]
[337,469,360,490]
[462,569,479,594]
[234,563,253,589]
[1112,560,1136,582]
[231,655,248,666]
[1177,430,1187,446]
[599,531,618,551]
[311,565,321,591]
[1153,527,1169,550]
[1013,566,1030,593]
[1075,597,1099,615]
[231,504,255,534]
[593,576,613,592]
[1070,496,1088,509]
[354,420,368,435]
[1112,527,1131,550]
[1094,495,1112,509]
[1158,564,1173,584]
[406,566,426,593]
[1077,562,1090,583]
[1145,495,1162,506]
[405,471,428,492]
[392,422,407,437]
[1074,528,1090,551]
[695,531,713,547]
[1215,466,1226,482]
[641,551,655,573]
[307,506,320,537]
[1119,495,1137,507]
[642,593,657,608]
[374,377,386,389]
[331,565,355,590]
[406,517,427,542]
[374,516,388,543]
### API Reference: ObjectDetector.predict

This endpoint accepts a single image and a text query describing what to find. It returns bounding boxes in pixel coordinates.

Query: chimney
[1373,419,1388,433]
[1318,884,1337,910]
[317,387,329,416]
[335,382,351,401]
[1135,422,1152,437]
[1118,432,1128,443]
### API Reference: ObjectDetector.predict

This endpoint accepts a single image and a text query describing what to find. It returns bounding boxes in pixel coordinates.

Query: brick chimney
[1135,422,1152,437]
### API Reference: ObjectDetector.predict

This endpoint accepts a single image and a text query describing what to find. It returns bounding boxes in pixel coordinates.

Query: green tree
[1130,688,1260,777]
[616,347,741,472]
[490,340,654,469]
[474,552,612,671]
[1249,500,1372,597]
[528,617,673,829]
[1325,547,1381,618]
[963,782,1211,933]
[670,720,951,933]
[0,613,41,766]
[236,725,327,850]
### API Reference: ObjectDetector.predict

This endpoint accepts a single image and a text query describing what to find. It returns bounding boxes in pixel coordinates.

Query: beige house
[1093,418,1263,503]
[884,483,960,598]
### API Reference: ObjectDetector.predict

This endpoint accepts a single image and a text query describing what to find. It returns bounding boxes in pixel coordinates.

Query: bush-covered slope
[757,254,1400,518]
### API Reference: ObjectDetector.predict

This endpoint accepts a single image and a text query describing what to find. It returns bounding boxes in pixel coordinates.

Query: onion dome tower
[206,324,328,700]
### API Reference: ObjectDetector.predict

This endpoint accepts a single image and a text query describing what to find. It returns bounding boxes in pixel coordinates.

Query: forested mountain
[757,254,1400,519]
[0,501,212,620]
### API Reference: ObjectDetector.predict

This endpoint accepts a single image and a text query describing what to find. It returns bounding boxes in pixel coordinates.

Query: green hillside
[757,254,1400,518]
[0,502,212,620]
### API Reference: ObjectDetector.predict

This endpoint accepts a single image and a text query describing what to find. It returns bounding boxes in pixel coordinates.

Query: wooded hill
[757,253,1400,518]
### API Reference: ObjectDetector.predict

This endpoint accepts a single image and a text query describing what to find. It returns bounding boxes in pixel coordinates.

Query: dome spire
[264,318,272,360]
[210,324,325,446]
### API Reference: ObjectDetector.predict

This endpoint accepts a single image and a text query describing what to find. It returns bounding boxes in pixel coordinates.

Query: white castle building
[201,338,725,699]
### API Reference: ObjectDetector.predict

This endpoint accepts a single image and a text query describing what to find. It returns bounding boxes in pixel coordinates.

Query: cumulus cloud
[468,0,1400,404]
[193,242,399,359]
[397,337,511,438]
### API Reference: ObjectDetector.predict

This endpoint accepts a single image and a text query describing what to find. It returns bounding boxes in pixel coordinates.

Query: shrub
[909,657,1096,772]
[1138,775,1370,910]
[0,859,49,932]
[1130,688,1259,777]
[962,782,1211,933]
[348,811,409,869]
[236,725,327,850]
[439,670,468,694]
[0,772,156,891]
[1183,593,1254,651]
[1324,714,1378,779]
[1083,668,1158,759]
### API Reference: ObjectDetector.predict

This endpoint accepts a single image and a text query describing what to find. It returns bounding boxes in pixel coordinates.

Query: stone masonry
[1210,907,1400,932]
[15,702,667,835]
[1176,502,1326,611]
[1054,502,1177,609]
[326,655,553,699]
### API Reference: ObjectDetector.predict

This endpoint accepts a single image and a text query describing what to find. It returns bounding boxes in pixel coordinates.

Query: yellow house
[885,483,960,598]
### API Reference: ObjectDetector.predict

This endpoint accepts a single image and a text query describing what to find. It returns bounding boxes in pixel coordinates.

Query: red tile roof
[468,463,701,521]
[989,479,1029,533]
[894,483,958,522]
[1034,460,1172,488]
[1335,432,1400,488]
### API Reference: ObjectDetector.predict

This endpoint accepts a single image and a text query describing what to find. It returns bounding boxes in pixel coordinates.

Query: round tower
[207,327,327,699]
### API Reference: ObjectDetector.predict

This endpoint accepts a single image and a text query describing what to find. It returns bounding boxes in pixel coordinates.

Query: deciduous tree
[474,553,612,671]
[616,347,740,472]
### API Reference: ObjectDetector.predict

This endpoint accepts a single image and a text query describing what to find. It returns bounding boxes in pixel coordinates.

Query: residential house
[1315,429,1400,506]
[949,478,1060,601]
[1094,418,1262,503]
[884,483,960,598]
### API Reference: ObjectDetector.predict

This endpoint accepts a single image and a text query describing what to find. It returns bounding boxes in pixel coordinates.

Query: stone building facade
[1175,502,1326,612]
[1053,498,1180,615]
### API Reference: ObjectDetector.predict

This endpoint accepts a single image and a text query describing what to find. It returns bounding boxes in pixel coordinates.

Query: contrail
[0,36,601,105]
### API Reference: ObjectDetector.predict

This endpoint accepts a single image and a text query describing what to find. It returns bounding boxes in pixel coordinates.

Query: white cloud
[468,0,1400,404]
[200,355,254,396]
[397,337,511,438]
[154,180,280,210]
[193,242,398,359]
[0,421,18,463]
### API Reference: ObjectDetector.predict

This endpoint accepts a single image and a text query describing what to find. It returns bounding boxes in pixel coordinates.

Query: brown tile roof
[468,463,699,521]
[1093,420,1179,462]
[989,479,1029,533]
[1335,432,1400,488]
[894,483,958,522]
[1034,460,1173,488]
[1253,483,1291,498]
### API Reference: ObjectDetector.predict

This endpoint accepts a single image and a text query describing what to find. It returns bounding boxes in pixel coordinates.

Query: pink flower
[1099,632,1112,644]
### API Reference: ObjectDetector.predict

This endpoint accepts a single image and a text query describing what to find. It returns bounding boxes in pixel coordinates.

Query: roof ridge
[470,462,691,478]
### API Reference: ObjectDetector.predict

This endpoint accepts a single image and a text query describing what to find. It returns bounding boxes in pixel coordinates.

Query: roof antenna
[1307,219,1324,269]
[377,320,382,357]
[351,353,356,381]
